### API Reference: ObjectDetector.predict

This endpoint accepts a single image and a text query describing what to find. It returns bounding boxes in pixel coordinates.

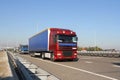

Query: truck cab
[49,28,78,61]
[19,45,28,54]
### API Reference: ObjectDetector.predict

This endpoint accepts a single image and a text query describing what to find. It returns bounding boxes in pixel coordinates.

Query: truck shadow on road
[34,56,79,62]
[113,62,120,66]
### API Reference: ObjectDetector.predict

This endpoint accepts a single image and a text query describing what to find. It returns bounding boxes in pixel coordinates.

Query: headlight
[72,47,77,49]
[57,53,61,56]
[74,53,77,56]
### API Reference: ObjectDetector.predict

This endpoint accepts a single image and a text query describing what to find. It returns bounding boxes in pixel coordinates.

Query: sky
[0,0,120,50]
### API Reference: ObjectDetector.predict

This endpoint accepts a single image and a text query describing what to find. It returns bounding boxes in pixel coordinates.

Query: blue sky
[0,0,120,49]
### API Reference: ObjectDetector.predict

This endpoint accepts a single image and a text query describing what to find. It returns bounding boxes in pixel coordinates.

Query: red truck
[29,28,78,61]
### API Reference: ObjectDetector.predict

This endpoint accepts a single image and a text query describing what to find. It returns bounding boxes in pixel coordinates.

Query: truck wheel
[73,58,79,62]
[51,54,55,61]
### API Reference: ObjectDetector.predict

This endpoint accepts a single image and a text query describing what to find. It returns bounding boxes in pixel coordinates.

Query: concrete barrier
[8,52,60,80]
[78,51,120,58]
[0,51,19,80]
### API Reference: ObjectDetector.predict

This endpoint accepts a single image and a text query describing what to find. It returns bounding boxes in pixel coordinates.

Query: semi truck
[19,45,28,54]
[29,28,78,61]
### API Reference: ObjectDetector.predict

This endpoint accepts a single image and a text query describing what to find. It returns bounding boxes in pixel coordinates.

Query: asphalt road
[18,54,120,80]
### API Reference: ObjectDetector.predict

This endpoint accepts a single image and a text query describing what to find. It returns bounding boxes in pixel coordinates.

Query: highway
[18,54,120,80]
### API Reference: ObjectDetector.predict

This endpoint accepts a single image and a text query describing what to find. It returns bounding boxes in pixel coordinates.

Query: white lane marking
[80,57,103,59]
[113,65,120,68]
[34,58,118,80]
[85,61,93,63]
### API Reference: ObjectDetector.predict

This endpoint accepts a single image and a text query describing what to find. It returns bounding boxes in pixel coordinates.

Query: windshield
[21,46,28,51]
[57,35,77,43]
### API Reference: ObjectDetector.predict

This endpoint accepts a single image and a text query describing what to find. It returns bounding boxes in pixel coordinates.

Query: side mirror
[76,37,78,41]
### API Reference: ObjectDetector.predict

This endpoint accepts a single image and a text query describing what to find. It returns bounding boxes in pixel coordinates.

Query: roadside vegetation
[78,46,103,51]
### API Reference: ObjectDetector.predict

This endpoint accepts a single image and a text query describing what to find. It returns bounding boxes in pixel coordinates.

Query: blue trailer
[29,29,49,52]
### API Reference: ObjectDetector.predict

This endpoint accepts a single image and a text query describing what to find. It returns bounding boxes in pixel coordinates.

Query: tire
[42,53,45,59]
[51,53,55,61]
[40,53,42,58]
[30,53,33,57]
[73,58,79,61]
[30,53,35,57]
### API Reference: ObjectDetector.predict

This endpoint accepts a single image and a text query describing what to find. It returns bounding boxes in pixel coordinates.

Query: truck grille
[59,46,72,50]
[63,51,73,57]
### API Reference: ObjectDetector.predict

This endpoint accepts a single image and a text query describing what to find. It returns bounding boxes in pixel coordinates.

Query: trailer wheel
[73,58,79,62]
[42,53,45,59]
[51,53,55,61]
[40,53,42,58]
[30,53,35,57]
[30,53,32,57]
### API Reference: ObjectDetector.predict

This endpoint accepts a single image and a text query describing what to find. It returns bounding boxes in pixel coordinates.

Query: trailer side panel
[29,29,49,52]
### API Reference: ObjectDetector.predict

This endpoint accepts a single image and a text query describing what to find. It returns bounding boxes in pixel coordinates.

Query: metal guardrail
[8,52,60,80]
[78,51,120,58]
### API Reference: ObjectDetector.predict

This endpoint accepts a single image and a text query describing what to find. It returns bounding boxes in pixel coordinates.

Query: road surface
[18,54,120,80]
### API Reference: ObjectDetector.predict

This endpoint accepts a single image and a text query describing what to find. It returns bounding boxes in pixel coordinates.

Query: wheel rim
[51,54,54,61]
[42,54,44,59]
